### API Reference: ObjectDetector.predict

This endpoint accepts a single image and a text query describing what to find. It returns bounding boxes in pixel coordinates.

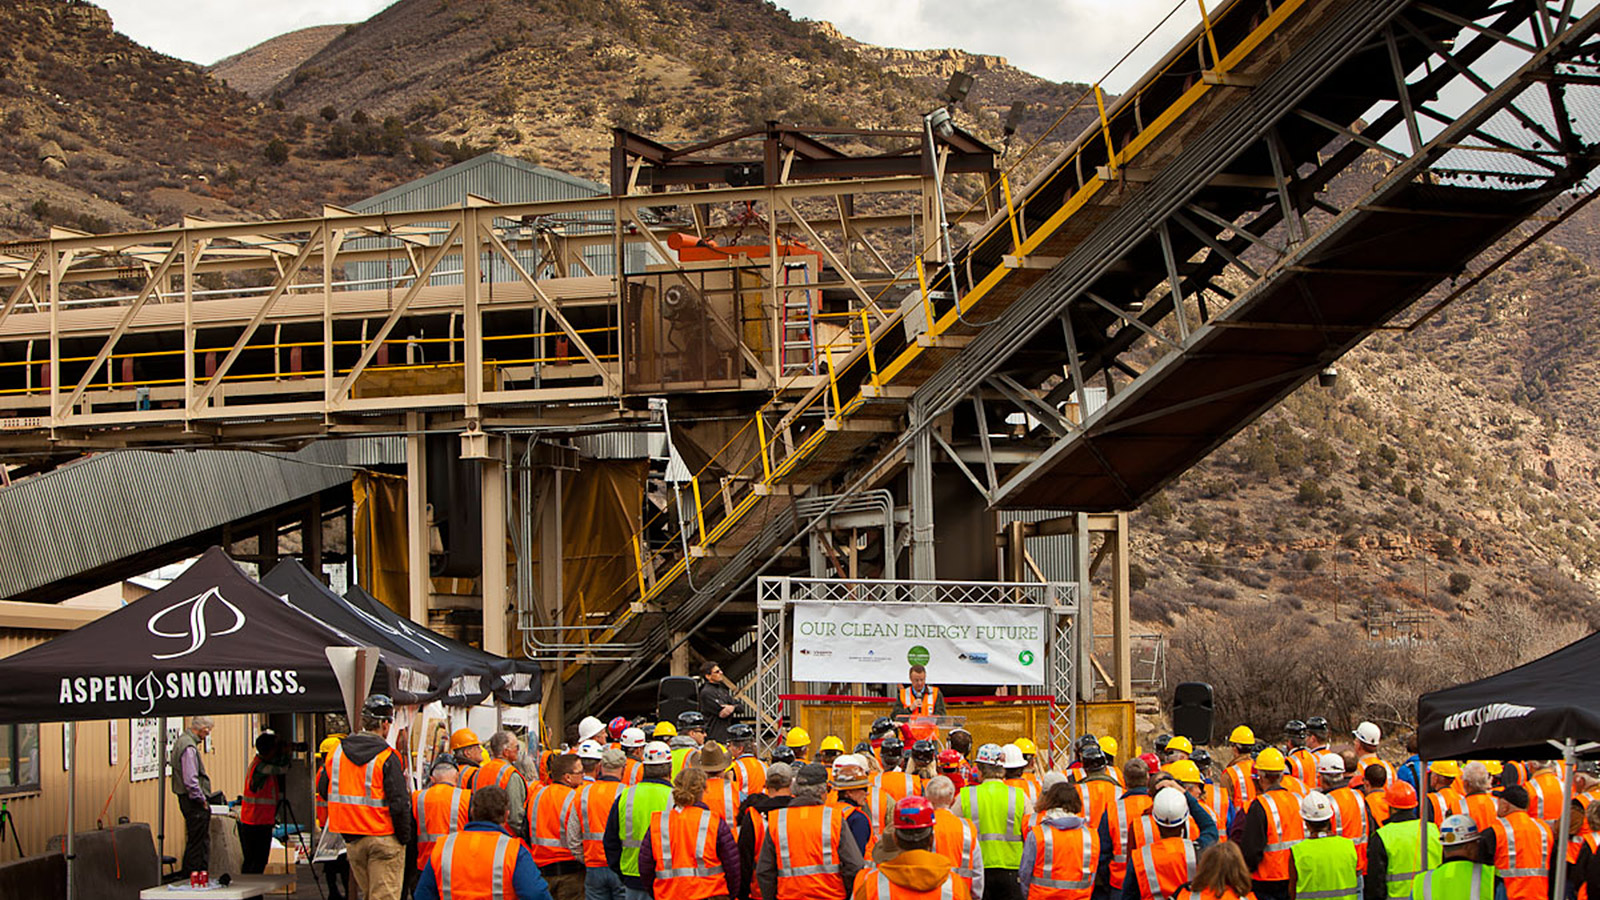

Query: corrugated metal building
[345,153,628,289]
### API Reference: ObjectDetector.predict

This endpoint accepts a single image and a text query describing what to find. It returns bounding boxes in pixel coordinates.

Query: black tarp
[1417,630,1600,761]
[342,580,541,707]
[0,547,436,724]
[261,559,537,707]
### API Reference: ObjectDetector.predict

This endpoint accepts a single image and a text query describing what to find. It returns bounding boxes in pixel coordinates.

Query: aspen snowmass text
[59,668,307,715]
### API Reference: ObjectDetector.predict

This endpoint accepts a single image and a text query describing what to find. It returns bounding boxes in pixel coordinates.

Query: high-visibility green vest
[1290,835,1359,900]
[1376,818,1442,898]
[618,781,673,877]
[1411,860,1496,900]
[671,747,695,779]
[957,781,1025,870]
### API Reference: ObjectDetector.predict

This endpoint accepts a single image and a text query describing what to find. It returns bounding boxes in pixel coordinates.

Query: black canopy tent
[1416,630,1600,900]
[262,558,540,707]
[342,580,542,707]
[0,547,437,900]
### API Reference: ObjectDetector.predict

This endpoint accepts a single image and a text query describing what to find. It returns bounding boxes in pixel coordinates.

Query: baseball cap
[795,763,829,787]
[600,747,628,769]
[1493,784,1529,808]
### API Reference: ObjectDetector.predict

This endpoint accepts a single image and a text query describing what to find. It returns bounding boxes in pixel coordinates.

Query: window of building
[0,724,41,795]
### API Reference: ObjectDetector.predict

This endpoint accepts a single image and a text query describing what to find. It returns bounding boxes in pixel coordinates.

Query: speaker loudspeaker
[1172,681,1214,746]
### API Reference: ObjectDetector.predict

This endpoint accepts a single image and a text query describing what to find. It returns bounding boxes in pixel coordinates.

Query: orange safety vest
[577,779,627,867]
[1529,772,1565,822]
[1280,775,1309,799]
[1080,778,1121,826]
[1225,762,1256,813]
[428,829,521,900]
[1365,792,1390,828]
[651,806,727,900]
[876,771,922,802]
[933,809,981,896]
[1184,889,1253,900]
[1464,793,1499,835]
[1007,778,1040,809]
[704,777,745,834]
[1288,749,1320,789]
[527,782,579,866]
[772,803,848,900]
[474,758,521,792]
[899,686,941,716]
[1109,794,1155,890]
[326,745,395,836]
[1574,833,1600,900]
[241,756,281,826]
[734,756,767,796]
[413,784,470,870]
[622,758,643,786]
[1026,821,1098,900]
[1200,784,1228,841]
[1428,789,1467,824]
[1326,787,1370,874]
[1133,833,1197,900]
[458,763,480,789]
[855,863,970,900]
[748,807,773,900]
[1358,755,1397,789]
[1251,789,1304,882]
[1492,811,1552,900]
[1131,813,1199,850]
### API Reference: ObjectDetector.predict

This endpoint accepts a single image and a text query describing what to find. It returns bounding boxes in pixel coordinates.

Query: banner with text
[791,602,1047,685]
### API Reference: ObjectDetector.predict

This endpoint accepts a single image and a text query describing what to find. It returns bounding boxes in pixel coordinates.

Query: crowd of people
[210,671,1600,900]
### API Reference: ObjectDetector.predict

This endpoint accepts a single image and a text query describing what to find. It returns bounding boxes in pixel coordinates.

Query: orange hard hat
[1385,779,1418,810]
[449,728,481,751]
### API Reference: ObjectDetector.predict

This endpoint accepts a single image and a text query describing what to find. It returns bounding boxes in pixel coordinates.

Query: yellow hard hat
[1429,760,1462,777]
[1099,735,1119,757]
[653,721,678,738]
[318,734,344,756]
[1254,747,1288,773]
[1164,760,1204,784]
[1015,738,1038,756]
[450,728,481,751]
[1166,736,1194,755]
[1229,725,1256,745]
[785,727,811,748]
[819,735,846,753]
[1480,760,1504,776]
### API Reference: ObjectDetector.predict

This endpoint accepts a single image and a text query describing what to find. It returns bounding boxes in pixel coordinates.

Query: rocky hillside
[209,24,345,98]
[0,1,461,241]
[262,0,1095,183]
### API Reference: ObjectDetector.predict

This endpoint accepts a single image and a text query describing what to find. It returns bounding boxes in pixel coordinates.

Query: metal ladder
[779,262,816,375]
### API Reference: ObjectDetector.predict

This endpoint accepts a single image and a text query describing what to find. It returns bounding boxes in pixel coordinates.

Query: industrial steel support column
[406,412,430,625]
[908,408,936,580]
[481,455,508,656]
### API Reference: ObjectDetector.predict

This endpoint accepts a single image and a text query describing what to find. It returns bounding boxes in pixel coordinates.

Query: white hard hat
[1353,721,1381,745]
[1317,752,1346,776]
[1001,743,1026,768]
[578,715,607,742]
[621,727,647,748]
[976,743,1005,766]
[1153,787,1190,827]
[1300,790,1335,822]
[577,739,604,760]
[641,741,672,765]
[1439,814,1481,846]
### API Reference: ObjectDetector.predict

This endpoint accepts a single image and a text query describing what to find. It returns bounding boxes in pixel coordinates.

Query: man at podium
[892,664,947,717]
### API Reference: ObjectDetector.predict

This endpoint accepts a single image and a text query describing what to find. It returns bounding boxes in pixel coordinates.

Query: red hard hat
[1386,779,1419,810]
[1140,752,1161,774]
[894,795,936,830]
[937,749,964,769]
[608,716,629,740]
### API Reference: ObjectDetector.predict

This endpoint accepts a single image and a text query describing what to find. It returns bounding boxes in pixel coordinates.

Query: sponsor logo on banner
[58,668,308,715]
[1444,702,1537,742]
[147,586,246,660]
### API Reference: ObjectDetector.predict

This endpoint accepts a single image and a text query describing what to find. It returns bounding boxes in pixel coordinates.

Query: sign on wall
[131,717,161,781]
[790,602,1047,686]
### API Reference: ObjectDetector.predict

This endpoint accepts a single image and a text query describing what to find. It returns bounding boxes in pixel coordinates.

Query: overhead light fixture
[926,107,956,143]
[1317,366,1339,388]
[943,72,975,108]
[1004,101,1027,139]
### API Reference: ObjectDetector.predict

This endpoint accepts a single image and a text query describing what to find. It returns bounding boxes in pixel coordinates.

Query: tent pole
[1419,756,1428,880]
[1555,738,1577,900]
[157,720,167,867]
[66,722,76,900]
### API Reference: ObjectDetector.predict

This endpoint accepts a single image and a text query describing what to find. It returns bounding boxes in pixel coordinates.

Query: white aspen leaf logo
[147,587,246,660]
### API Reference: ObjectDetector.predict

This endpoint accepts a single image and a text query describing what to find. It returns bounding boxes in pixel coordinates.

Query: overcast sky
[94,0,1199,91]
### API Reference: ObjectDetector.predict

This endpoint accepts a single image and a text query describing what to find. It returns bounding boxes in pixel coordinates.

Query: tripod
[0,800,21,859]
